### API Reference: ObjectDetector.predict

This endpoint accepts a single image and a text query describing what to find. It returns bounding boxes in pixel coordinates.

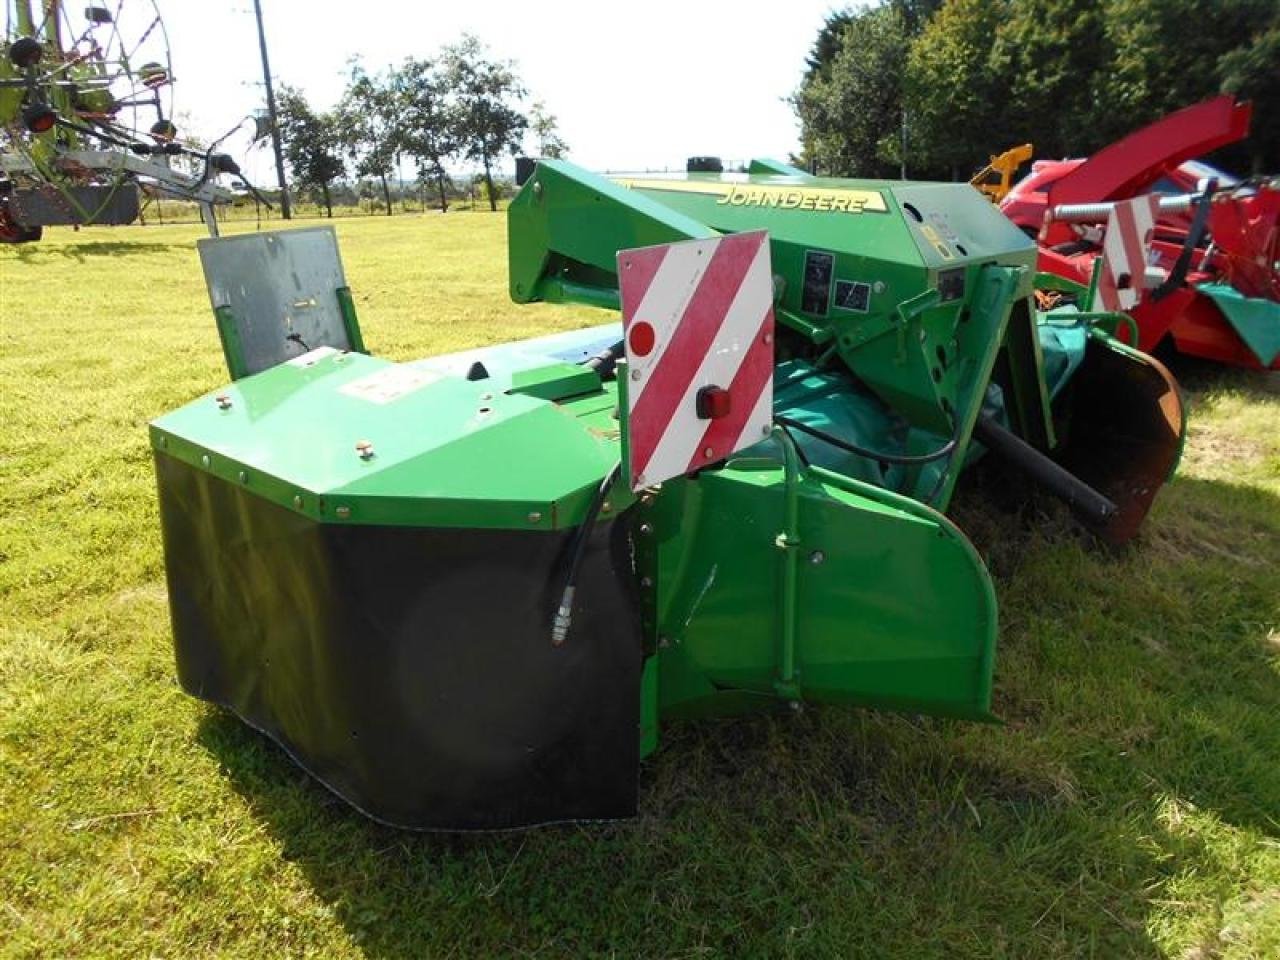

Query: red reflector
[22,103,56,133]
[695,385,731,420]
[628,321,655,357]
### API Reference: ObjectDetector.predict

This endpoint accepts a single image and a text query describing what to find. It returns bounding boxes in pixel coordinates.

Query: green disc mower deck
[152,158,1186,830]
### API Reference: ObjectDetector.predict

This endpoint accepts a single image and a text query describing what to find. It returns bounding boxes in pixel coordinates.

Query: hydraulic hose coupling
[551,586,576,646]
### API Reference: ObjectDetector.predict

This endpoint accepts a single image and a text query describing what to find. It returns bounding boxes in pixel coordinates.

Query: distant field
[1,217,1278,959]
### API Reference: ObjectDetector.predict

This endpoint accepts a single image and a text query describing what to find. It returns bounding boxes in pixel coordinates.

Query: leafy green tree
[989,0,1112,157]
[1096,1,1260,133]
[275,85,344,218]
[1219,20,1280,172]
[442,35,527,212]
[799,0,1278,183]
[903,0,1008,178]
[527,100,569,159]
[335,61,398,216]
[389,57,459,213]
[792,4,911,177]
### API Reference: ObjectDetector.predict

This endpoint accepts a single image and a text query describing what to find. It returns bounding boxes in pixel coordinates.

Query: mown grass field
[1,215,1278,959]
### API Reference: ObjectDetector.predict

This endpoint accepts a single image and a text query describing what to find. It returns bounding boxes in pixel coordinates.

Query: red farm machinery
[1001,96,1280,371]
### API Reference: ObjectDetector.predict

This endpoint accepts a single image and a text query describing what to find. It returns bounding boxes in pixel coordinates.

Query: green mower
[151,158,1185,829]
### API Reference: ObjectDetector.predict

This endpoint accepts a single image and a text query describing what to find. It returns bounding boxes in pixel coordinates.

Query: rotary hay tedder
[1,1,262,243]
[151,158,1186,830]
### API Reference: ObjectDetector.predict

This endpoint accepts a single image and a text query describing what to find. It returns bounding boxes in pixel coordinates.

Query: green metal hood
[150,348,623,530]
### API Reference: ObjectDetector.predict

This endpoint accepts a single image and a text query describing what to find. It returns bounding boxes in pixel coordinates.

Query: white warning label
[339,365,441,404]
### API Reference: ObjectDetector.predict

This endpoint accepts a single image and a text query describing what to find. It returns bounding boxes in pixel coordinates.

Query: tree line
[794,0,1279,181]
[275,35,567,217]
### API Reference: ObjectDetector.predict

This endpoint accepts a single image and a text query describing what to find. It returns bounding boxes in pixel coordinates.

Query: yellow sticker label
[919,223,954,260]
[615,178,887,215]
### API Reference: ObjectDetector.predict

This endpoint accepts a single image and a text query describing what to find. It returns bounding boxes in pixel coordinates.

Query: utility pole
[253,0,292,219]
[901,110,911,181]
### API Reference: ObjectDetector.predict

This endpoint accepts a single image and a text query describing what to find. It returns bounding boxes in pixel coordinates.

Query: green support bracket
[772,426,803,701]
[213,304,250,381]
[335,286,366,354]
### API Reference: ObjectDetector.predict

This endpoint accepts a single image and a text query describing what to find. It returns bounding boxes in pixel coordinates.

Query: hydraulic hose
[550,461,623,646]
[774,414,957,466]
[583,339,625,380]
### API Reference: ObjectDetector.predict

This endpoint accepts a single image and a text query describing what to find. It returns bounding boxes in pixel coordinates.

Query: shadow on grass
[7,239,188,264]
[197,471,1279,958]
[1162,352,1280,400]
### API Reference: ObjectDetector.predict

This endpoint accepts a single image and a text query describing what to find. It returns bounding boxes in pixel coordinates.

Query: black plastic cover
[155,454,642,830]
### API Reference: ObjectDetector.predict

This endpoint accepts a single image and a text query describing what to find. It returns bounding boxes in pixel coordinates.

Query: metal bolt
[238,470,248,484]
[658,635,670,648]
[355,440,375,460]
[158,436,167,448]
[335,506,351,520]
[763,331,773,345]
[527,511,543,524]
[201,454,210,468]
[215,394,232,410]
[293,495,303,510]
[631,368,642,381]
[640,576,653,588]
[479,392,493,402]
[639,522,653,536]
[601,501,612,514]
[873,281,886,294]
[532,181,543,199]
[703,446,714,459]
[639,492,654,507]
[761,423,771,436]
[810,550,825,565]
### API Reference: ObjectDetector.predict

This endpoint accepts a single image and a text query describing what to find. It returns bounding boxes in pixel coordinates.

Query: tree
[390,56,458,213]
[1219,20,1280,172]
[1096,0,1278,169]
[442,35,527,212]
[527,101,569,159]
[903,0,1010,178]
[792,5,911,177]
[799,0,1279,185]
[335,60,398,216]
[275,85,344,217]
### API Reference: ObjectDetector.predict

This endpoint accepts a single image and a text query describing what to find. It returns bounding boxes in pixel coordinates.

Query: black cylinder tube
[974,416,1118,527]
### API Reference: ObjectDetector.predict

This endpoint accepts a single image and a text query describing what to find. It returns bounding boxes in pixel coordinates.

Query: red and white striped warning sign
[1096,195,1161,313]
[617,230,775,492]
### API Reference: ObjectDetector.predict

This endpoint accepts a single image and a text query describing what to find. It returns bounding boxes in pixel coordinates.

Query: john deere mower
[151,158,1185,830]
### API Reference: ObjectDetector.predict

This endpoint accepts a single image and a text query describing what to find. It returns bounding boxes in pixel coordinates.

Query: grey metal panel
[198,227,351,377]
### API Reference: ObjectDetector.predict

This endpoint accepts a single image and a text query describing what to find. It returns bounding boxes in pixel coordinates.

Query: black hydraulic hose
[583,339,625,380]
[774,414,957,466]
[551,461,623,646]
[972,415,1117,527]
[1151,181,1216,303]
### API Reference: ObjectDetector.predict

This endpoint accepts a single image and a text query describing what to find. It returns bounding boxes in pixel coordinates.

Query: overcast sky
[155,0,850,184]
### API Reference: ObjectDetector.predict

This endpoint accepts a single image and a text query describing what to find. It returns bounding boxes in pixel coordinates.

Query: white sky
[156,0,853,185]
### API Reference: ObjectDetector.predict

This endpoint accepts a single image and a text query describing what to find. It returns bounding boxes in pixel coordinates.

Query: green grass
[2,217,1278,959]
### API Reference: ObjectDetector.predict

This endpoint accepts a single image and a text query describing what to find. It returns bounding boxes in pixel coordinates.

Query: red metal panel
[1047,96,1252,209]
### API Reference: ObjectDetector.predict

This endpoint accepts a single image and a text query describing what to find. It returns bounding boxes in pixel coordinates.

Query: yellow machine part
[971,143,1034,203]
